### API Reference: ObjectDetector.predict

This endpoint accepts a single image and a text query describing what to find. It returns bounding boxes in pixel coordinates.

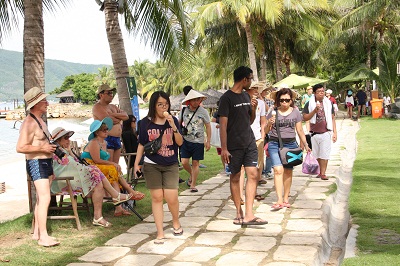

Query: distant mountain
[0,49,109,101]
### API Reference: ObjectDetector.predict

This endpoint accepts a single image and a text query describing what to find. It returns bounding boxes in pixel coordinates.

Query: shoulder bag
[181,106,199,135]
[143,120,166,155]
[275,108,303,167]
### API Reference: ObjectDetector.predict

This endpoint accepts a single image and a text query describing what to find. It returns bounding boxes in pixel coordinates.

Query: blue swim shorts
[26,158,54,181]
[105,136,122,150]
[180,140,205,161]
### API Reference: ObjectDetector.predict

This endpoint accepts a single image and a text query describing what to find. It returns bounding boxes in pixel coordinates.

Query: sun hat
[24,87,49,110]
[249,81,270,94]
[326,89,333,94]
[182,89,207,103]
[268,84,298,102]
[88,117,113,141]
[96,84,115,95]
[51,127,75,141]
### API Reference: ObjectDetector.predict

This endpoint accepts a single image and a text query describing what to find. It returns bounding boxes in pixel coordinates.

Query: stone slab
[281,232,322,245]
[290,209,322,219]
[178,216,211,227]
[195,183,220,190]
[303,187,329,193]
[180,189,208,196]
[202,193,231,200]
[114,254,165,266]
[206,220,242,232]
[273,245,317,263]
[192,199,223,207]
[308,181,335,187]
[137,239,185,255]
[296,193,327,200]
[67,264,100,266]
[178,195,201,203]
[216,251,267,266]
[127,223,167,234]
[163,262,202,266]
[244,224,282,236]
[216,209,237,220]
[164,202,188,212]
[292,200,323,209]
[105,233,148,247]
[286,219,323,232]
[79,247,130,263]
[185,206,219,217]
[265,262,306,266]
[195,231,236,245]
[143,212,175,222]
[202,177,228,184]
[173,247,221,262]
[233,236,276,252]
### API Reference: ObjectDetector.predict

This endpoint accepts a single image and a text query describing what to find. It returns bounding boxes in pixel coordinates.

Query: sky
[0,1,157,65]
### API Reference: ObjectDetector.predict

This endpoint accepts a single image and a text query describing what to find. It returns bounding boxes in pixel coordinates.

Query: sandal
[186,179,192,187]
[271,203,283,210]
[131,191,145,201]
[172,226,183,236]
[112,193,132,206]
[190,188,198,193]
[114,209,132,217]
[283,202,291,208]
[92,217,112,227]
[233,217,243,225]
[255,195,265,201]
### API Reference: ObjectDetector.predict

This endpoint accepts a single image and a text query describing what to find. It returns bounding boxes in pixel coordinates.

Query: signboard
[126,77,140,121]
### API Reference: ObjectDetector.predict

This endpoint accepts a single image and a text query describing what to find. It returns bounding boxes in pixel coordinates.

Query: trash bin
[370,99,383,118]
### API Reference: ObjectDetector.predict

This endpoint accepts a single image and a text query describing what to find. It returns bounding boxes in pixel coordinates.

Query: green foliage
[51,73,98,104]
[377,42,400,99]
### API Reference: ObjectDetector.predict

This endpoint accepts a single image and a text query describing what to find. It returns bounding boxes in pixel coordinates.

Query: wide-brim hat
[268,84,298,102]
[51,127,75,141]
[182,90,207,103]
[248,81,269,94]
[88,117,113,141]
[24,87,49,110]
[96,84,115,95]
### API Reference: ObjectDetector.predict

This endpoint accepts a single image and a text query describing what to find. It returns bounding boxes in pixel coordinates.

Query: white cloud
[1,1,157,65]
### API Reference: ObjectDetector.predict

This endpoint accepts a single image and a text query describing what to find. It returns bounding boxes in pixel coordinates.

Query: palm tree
[94,0,189,113]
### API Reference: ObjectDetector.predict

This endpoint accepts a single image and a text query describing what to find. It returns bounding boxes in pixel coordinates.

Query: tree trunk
[103,0,132,115]
[274,39,283,81]
[366,41,371,90]
[244,23,258,82]
[23,0,45,212]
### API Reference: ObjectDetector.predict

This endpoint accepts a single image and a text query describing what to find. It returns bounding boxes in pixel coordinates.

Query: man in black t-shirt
[218,66,268,226]
[355,89,367,119]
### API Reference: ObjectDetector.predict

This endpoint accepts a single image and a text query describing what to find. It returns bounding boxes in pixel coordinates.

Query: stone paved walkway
[69,116,358,266]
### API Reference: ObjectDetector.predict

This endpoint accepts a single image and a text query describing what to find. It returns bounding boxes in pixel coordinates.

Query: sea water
[0,118,91,164]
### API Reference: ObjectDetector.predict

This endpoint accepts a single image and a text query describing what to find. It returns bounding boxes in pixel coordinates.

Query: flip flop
[114,209,132,217]
[242,217,268,225]
[131,191,145,201]
[190,188,198,193]
[233,217,243,225]
[283,202,291,208]
[255,195,265,201]
[154,238,166,244]
[173,226,184,236]
[271,203,283,210]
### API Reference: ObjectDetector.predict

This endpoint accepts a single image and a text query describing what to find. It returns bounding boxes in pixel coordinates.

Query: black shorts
[26,158,54,181]
[228,140,258,175]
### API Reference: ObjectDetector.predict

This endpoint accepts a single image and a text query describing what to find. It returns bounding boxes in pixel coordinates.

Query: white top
[383,96,391,106]
[250,99,266,140]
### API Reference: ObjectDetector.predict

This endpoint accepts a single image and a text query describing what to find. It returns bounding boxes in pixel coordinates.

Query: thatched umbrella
[204,88,224,98]
[170,92,185,110]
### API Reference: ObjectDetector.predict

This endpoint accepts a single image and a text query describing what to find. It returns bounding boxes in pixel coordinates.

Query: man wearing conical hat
[16,87,60,247]
[180,89,211,192]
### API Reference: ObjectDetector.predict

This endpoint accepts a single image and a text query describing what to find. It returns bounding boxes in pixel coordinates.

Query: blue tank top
[81,144,110,161]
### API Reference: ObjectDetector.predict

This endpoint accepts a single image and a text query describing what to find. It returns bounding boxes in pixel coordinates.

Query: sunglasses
[279,98,291,103]
[102,91,114,95]
[99,127,108,132]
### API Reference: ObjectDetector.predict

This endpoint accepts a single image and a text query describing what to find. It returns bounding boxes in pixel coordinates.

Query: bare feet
[37,236,60,247]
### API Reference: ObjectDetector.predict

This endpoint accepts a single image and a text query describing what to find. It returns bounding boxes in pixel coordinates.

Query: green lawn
[342,117,400,266]
[0,147,222,265]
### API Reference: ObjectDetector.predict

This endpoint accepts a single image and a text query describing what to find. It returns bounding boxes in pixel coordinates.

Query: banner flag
[126,77,140,121]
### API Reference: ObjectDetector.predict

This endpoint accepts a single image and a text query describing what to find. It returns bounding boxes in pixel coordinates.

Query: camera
[51,141,66,159]
[181,126,188,136]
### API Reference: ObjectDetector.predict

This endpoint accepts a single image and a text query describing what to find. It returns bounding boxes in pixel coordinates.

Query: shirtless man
[16,87,60,247]
[92,84,129,163]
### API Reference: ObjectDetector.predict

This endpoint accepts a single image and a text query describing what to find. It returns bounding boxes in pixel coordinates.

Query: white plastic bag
[209,122,221,148]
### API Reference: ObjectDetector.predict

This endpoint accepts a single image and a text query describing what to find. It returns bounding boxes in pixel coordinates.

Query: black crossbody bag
[275,108,303,167]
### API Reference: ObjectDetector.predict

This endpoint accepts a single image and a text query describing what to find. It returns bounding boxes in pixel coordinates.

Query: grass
[342,117,400,266]
[0,147,222,265]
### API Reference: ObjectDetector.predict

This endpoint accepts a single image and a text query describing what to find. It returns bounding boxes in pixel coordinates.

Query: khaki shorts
[143,162,179,189]
[256,138,264,170]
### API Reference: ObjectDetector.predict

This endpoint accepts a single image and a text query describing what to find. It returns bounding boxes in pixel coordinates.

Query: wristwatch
[173,129,178,133]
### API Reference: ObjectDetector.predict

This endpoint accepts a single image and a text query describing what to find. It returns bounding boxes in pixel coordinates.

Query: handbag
[275,108,303,167]
[144,128,165,155]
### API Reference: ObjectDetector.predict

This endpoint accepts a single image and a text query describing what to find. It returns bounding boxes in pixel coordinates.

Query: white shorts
[311,132,332,160]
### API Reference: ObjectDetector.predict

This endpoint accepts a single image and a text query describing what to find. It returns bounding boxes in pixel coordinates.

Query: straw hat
[51,127,75,141]
[248,81,269,94]
[268,84,298,101]
[182,90,207,103]
[96,84,115,95]
[88,117,113,141]
[24,87,49,110]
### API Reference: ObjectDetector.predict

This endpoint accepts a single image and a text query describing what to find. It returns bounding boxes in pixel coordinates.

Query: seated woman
[121,115,139,171]
[81,117,145,217]
[51,127,132,227]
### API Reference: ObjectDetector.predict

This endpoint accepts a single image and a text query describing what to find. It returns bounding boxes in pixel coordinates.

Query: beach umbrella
[337,66,379,83]
[273,74,327,89]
